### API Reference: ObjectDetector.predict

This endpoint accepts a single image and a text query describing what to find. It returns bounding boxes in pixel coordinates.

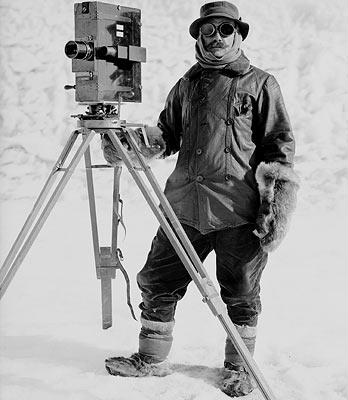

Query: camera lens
[95,46,117,60]
[65,41,94,60]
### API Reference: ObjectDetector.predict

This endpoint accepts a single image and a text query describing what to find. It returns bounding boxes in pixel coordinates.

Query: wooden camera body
[65,2,146,104]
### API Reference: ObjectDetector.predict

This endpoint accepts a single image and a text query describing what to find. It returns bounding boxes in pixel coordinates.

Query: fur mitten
[101,126,166,167]
[255,162,300,252]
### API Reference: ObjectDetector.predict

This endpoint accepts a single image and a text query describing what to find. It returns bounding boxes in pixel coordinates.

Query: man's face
[200,17,236,58]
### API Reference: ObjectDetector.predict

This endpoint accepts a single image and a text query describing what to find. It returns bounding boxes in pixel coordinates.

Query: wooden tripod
[0,113,277,400]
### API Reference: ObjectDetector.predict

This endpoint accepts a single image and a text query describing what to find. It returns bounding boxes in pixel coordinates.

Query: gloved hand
[136,125,166,160]
[101,126,166,167]
[101,130,123,166]
[254,162,300,252]
[254,199,274,239]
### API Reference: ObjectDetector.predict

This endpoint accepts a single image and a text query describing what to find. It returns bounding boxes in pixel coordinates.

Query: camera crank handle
[64,85,76,90]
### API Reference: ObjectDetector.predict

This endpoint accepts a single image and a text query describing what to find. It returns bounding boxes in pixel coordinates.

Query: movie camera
[64,1,146,105]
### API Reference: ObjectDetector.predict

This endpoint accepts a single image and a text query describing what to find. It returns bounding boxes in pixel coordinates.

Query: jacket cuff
[155,123,172,158]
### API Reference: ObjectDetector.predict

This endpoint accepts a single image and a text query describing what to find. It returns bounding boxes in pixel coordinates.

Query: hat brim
[189,14,249,41]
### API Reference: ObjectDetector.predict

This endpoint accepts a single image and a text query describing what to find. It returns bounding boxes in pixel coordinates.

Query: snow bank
[0,0,347,208]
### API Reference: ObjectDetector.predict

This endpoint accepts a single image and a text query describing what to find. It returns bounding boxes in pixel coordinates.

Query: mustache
[206,41,226,49]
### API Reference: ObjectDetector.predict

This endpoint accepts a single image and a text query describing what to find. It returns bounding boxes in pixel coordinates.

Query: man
[103,1,299,397]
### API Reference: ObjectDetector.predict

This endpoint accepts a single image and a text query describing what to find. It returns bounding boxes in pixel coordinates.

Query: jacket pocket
[233,93,253,120]
[229,94,255,154]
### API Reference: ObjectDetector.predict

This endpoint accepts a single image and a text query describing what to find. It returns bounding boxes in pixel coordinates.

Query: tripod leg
[84,143,117,329]
[111,166,137,323]
[111,166,122,255]
[0,129,96,300]
[0,130,80,285]
[83,144,101,270]
[107,130,277,400]
[100,267,113,329]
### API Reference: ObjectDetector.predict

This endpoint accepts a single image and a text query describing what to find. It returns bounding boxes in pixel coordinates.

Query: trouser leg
[137,223,212,362]
[214,224,268,365]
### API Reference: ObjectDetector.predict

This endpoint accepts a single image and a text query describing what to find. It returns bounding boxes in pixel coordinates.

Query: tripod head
[72,103,122,120]
[68,102,156,168]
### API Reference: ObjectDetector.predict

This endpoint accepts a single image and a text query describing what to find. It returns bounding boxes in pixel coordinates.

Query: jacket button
[196,148,202,155]
[196,175,204,182]
[225,174,232,181]
[224,147,231,153]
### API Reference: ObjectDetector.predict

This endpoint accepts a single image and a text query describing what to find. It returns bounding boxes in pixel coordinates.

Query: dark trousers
[137,223,268,328]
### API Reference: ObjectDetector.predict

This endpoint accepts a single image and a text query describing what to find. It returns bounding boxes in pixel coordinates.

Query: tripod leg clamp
[201,277,226,316]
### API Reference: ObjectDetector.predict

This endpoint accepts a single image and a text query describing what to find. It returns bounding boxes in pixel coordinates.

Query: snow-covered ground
[0,0,347,399]
[0,191,346,400]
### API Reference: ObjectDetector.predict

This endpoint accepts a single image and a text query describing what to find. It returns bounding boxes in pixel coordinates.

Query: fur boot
[255,161,300,252]
[221,363,256,397]
[105,353,171,377]
[105,317,174,378]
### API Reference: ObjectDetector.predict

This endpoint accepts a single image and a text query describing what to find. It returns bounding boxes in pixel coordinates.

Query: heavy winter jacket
[158,56,295,234]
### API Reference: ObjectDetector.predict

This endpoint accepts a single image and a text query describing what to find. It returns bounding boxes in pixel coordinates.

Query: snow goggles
[199,22,236,38]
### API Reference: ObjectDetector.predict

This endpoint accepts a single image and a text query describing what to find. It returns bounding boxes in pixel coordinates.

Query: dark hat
[189,1,249,41]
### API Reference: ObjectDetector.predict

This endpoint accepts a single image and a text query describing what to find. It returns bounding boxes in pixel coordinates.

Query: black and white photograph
[0,0,347,399]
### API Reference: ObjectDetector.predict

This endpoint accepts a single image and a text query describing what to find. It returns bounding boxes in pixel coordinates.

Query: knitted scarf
[195,31,242,69]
